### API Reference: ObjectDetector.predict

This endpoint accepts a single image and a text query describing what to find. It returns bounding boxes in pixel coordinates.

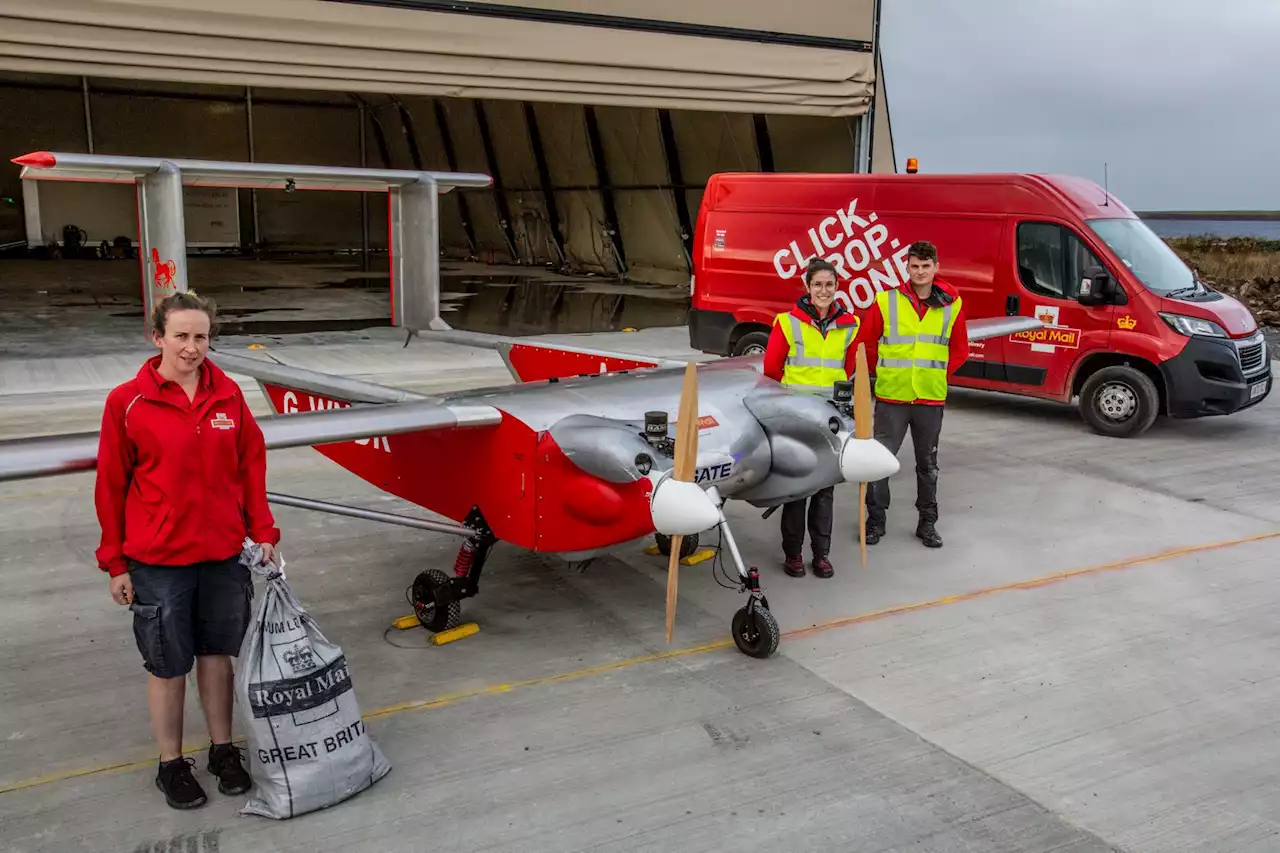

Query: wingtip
[12,151,56,169]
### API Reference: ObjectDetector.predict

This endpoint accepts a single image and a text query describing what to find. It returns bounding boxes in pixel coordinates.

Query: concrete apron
[2,330,1280,852]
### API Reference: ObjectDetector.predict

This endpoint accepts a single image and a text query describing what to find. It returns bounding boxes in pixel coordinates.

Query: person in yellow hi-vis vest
[855,241,969,549]
[763,258,860,578]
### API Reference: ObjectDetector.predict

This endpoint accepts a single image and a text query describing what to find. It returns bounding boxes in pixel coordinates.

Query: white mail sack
[235,540,392,819]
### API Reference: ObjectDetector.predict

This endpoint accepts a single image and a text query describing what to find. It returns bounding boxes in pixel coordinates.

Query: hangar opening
[0,0,896,339]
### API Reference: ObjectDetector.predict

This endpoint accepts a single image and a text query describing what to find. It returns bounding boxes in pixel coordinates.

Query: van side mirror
[1078,265,1124,306]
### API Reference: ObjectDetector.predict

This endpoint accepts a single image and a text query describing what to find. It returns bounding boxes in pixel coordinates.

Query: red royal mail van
[688,171,1272,437]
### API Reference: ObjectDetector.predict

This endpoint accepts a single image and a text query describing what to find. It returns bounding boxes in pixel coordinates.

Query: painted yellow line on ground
[3,529,1277,797]
[786,530,1280,640]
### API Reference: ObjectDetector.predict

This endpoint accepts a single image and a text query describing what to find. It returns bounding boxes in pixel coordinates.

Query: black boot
[156,756,207,809]
[207,742,252,795]
[865,520,884,545]
[915,518,943,548]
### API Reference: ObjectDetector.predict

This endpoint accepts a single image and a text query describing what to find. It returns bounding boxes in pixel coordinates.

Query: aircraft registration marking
[280,390,392,453]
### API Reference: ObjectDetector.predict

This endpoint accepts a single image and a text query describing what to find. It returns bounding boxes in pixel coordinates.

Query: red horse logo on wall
[151,247,177,290]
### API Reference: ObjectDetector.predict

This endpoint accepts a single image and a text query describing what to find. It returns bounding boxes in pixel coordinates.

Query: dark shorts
[127,556,254,679]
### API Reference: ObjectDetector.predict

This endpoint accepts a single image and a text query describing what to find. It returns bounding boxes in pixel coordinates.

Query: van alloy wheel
[731,330,771,357]
[1079,364,1160,438]
[1097,381,1138,421]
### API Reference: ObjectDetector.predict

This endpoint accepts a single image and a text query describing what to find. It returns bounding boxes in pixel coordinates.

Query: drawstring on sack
[239,536,285,581]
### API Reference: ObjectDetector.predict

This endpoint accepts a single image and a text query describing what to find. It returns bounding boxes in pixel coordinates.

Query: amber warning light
[905,157,919,174]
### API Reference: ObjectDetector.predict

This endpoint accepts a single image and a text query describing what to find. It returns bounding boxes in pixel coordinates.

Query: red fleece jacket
[94,355,280,577]
[853,277,969,406]
[763,299,861,382]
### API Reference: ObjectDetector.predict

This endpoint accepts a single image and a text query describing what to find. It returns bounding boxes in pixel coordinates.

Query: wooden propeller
[665,361,700,644]
[854,342,873,568]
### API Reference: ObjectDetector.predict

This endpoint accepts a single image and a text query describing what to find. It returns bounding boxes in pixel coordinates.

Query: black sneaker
[156,756,207,809]
[207,742,252,795]
[865,522,884,545]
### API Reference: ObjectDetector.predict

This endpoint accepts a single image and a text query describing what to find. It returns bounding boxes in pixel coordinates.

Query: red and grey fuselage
[257,354,878,559]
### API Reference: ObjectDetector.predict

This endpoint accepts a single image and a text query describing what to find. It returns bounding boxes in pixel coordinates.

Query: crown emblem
[1037,310,1056,325]
[283,644,316,673]
[1117,315,1137,330]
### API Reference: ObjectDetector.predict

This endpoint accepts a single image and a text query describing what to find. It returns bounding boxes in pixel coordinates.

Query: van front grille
[1238,339,1265,375]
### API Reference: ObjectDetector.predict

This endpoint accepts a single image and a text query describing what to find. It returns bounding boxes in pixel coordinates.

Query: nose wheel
[732,600,779,658]
[702,486,781,659]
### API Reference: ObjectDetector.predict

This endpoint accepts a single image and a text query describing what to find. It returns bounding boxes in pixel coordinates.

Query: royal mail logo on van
[769,199,913,312]
[1009,306,1081,352]
[209,413,235,430]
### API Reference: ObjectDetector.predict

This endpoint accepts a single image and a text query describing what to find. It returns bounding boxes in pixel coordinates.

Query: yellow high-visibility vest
[873,289,961,403]
[777,311,858,397]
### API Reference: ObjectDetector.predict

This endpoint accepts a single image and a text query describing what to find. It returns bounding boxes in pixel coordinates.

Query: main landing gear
[411,507,496,634]
[702,486,780,659]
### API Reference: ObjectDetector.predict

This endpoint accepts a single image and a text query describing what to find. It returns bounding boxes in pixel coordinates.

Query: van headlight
[1159,312,1227,338]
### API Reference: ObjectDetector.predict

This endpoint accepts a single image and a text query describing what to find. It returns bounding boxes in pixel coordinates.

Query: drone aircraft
[1,152,1040,658]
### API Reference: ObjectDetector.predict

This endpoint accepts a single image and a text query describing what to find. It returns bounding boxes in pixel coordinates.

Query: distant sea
[1141,217,1280,240]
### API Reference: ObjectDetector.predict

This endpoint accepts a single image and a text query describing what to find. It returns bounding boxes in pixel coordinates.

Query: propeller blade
[855,343,871,568]
[859,483,868,568]
[665,362,699,644]
[672,362,699,481]
[665,534,682,641]
[854,342,872,440]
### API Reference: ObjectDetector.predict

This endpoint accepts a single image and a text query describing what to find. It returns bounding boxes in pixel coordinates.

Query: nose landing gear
[703,487,780,659]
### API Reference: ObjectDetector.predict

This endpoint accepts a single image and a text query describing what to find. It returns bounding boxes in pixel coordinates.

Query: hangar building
[0,0,895,286]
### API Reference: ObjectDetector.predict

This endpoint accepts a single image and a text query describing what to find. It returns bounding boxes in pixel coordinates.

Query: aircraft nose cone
[840,437,900,483]
[650,477,721,537]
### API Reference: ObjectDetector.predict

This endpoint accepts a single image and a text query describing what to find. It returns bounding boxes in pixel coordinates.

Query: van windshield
[1086,218,1197,296]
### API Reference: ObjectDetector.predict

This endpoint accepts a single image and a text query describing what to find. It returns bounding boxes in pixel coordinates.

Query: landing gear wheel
[732,330,771,357]
[1080,365,1160,438]
[732,604,780,658]
[411,569,462,633]
[655,532,699,559]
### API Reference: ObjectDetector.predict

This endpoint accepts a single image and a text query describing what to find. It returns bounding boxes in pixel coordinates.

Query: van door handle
[1005,295,1019,316]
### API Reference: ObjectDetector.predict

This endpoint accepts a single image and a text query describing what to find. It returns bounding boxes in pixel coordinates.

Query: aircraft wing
[426,316,1043,383]
[0,398,499,484]
[967,316,1043,340]
[424,328,688,383]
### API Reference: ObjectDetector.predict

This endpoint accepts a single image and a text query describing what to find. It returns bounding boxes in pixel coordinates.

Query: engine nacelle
[733,385,862,507]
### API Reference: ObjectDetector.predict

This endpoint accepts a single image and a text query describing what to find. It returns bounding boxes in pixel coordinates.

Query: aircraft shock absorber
[411,507,496,633]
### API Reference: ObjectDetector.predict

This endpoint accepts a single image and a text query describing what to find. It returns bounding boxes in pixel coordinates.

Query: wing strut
[267,492,473,538]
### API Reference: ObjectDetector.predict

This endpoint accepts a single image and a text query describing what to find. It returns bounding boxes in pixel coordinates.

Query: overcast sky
[879,0,1280,211]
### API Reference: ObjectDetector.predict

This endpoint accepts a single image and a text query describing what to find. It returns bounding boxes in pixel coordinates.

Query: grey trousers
[866,400,945,526]
[781,485,834,559]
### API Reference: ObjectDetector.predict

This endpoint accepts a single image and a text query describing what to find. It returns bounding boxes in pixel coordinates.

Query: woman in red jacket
[761,258,860,579]
[95,291,280,810]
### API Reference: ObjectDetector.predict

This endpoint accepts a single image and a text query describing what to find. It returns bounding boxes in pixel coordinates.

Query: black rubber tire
[1079,364,1160,438]
[655,532,699,559]
[732,330,771,357]
[411,568,462,633]
[732,604,780,659]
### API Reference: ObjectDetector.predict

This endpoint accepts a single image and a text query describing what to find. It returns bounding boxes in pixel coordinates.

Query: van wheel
[732,331,770,357]
[1079,365,1159,437]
